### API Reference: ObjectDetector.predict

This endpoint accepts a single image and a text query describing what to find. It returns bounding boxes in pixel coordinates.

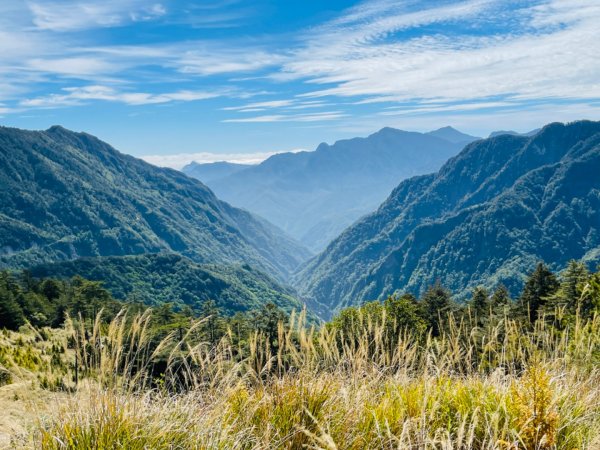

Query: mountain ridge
[293,121,600,316]
[181,161,252,183]
[184,126,478,251]
[0,125,311,281]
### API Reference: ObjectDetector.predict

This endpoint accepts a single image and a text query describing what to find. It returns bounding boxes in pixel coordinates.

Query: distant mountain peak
[488,128,541,138]
[182,160,252,183]
[426,126,480,144]
[46,125,68,133]
[186,126,466,252]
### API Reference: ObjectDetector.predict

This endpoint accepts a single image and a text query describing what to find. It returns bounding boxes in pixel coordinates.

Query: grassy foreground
[3,307,593,450]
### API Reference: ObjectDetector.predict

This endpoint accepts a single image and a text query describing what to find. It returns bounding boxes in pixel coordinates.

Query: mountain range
[0,125,310,281]
[294,121,600,317]
[183,127,479,252]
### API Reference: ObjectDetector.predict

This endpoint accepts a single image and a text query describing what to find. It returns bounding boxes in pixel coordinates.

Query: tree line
[1,260,599,349]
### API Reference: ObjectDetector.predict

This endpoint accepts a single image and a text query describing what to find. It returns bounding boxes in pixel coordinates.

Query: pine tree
[519,262,559,322]
[0,275,26,330]
[547,260,590,315]
[254,302,286,354]
[421,282,454,336]
[489,284,511,319]
[469,286,490,325]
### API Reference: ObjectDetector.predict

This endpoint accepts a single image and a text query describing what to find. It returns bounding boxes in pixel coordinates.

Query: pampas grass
[35,309,600,449]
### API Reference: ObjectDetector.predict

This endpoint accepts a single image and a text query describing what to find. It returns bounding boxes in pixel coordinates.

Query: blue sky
[0,0,598,168]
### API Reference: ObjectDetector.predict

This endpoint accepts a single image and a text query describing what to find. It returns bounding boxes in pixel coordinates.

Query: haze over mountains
[294,121,600,317]
[1,121,598,320]
[0,125,310,282]
[182,161,251,184]
[183,126,479,251]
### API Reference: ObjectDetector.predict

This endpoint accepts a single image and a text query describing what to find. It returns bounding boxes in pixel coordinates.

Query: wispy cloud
[222,111,347,123]
[20,85,223,107]
[27,0,167,31]
[282,0,600,105]
[0,0,598,138]
[223,100,295,111]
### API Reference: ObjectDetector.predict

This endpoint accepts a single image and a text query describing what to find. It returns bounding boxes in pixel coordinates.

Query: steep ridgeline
[29,253,306,316]
[0,126,311,280]
[181,161,251,183]
[184,127,478,252]
[294,121,600,317]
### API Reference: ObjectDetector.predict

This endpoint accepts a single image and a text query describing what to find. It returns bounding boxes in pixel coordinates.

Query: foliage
[0,260,598,448]
[295,121,600,315]
[35,303,600,450]
[0,125,310,280]
[28,253,307,317]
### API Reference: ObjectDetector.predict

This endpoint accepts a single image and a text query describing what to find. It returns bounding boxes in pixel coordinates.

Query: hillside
[28,253,305,316]
[0,125,310,280]
[184,127,478,251]
[294,121,600,315]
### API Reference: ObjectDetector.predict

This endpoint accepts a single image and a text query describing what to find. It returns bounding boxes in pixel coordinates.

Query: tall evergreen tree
[0,273,26,330]
[519,262,559,322]
[254,302,287,354]
[469,286,490,325]
[491,284,511,307]
[421,282,454,336]
[547,260,590,315]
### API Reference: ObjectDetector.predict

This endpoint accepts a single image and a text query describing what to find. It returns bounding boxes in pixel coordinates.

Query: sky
[0,0,599,168]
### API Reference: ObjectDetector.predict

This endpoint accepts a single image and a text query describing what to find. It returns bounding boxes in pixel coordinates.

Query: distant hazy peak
[183,161,252,171]
[426,126,481,144]
[488,128,541,138]
[182,160,252,183]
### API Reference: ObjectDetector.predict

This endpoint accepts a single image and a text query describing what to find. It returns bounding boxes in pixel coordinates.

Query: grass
[17,308,596,450]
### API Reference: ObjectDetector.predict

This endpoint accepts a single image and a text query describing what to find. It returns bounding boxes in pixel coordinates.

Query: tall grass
[36,309,600,449]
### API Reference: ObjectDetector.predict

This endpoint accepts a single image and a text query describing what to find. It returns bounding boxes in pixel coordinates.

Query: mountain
[0,125,310,280]
[426,126,480,145]
[28,253,306,316]
[489,129,541,138]
[181,161,252,183]
[294,121,600,317]
[186,127,477,252]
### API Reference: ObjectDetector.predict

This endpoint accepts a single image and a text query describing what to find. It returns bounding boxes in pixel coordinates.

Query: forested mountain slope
[294,121,600,316]
[185,127,477,251]
[29,253,305,316]
[0,125,310,280]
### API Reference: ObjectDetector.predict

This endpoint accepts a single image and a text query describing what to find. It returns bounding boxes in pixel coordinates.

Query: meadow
[0,306,595,449]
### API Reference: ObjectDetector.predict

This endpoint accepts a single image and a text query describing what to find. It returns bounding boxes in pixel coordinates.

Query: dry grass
[20,309,598,450]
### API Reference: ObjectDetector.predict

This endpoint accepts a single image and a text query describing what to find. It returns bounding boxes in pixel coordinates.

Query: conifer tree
[421,282,454,336]
[469,286,490,325]
[519,262,559,322]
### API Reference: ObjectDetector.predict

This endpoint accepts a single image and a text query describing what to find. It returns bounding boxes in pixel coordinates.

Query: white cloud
[175,48,284,76]
[378,101,516,116]
[279,0,600,106]
[223,100,295,111]
[27,57,119,77]
[222,111,347,123]
[1,0,598,127]
[27,0,167,31]
[20,85,223,107]
[141,148,306,169]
